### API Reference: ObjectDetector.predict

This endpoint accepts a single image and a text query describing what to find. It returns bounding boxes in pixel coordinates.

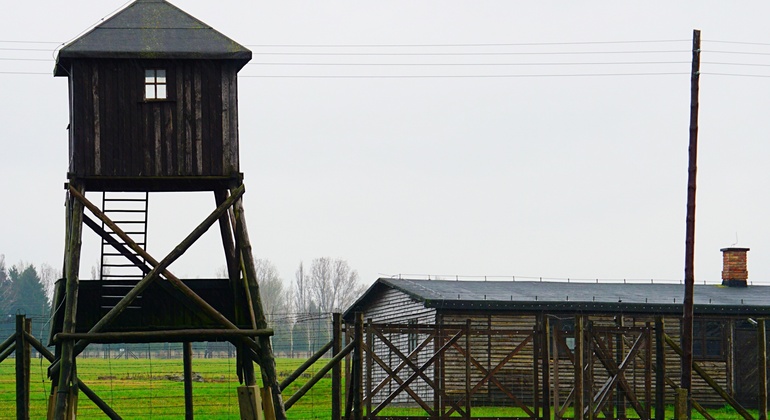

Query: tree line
[0,255,56,340]
[0,253,366,357]
[252,257,367,357]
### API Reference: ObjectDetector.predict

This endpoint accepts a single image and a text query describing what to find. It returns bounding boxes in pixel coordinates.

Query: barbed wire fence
[0,311,340,419]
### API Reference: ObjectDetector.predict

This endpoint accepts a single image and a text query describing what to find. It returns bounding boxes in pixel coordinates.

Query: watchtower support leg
[215,190,258,386]
[233,195,286,419]
[54,184,85,419]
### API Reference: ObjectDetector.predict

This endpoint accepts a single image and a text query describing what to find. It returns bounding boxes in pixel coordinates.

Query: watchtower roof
[55,0,251,76]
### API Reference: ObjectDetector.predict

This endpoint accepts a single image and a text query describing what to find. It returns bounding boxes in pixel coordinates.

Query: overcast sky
[2,1,770,290]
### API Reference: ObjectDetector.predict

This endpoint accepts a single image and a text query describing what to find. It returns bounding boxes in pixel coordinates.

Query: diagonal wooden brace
[51,184,254,377]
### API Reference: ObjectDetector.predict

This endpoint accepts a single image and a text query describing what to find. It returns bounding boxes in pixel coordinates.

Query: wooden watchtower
[49,0,285,418]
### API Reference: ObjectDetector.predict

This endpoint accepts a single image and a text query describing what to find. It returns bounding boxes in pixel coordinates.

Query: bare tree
[309,257,366,313]
[332,259,364,312]
[293,261,309,314]
[309,257,334,313]
[38,263,60,304]
[254,259,285,323]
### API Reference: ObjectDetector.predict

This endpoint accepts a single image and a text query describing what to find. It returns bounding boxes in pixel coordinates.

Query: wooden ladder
[99,191,149,310]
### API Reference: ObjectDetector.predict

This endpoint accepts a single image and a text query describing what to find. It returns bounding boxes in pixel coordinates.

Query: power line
[245,39,690,48]
[239,72,688,79]
[704,50,770,56]
[251,50,690,57]
[250,60,689,67]
[0,47,55,52]
[0,40,60,44]
[708,40,770,47]
[702,72,770,78]
[0,57,51,62]
[0,71,49,75]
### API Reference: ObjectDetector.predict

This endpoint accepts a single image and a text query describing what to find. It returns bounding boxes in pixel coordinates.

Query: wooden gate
[362,321,543,419]
[551,320,652,420]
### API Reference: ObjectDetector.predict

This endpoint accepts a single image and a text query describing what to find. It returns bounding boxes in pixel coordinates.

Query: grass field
[0,356,335,419]
[0,356,761,419]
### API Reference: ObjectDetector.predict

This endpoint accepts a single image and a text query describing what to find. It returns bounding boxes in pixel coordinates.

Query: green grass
[0,356,335,419]
[0,357,763,419]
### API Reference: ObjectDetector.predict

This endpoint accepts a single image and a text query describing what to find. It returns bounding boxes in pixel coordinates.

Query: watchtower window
[145,69,167,100]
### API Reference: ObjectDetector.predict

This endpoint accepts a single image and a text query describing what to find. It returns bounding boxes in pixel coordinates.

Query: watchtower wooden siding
[66,58,240,179]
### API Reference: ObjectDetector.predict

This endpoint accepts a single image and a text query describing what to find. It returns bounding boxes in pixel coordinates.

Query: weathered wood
[54,329,272,344]
[354,313,364,420]
[16,315,29,420]
[232,196,286,419]
[616,316,626,419]
[237,386,262,420]
[682,29,702,420]
[69,59,239,179]
[366,318,373,418]
[50,184,245,375]
[54,184,85,419]
[279,340,333,391]
[465,319,471,420]
[590,330,648,418]
[645,322,652,419]
[183,342,194,420]
[332,313,342,420]
[542,314,551,420]
[757,318,767,420]
[24,331,121,420]
[575,315,584,420]
[664,333,753,420]
[285,341,355,410]
[77,183,242,339]
[366,328,438,405]
[371,328,464,416]
[655,317,665,420]
[553,321,560,420]
[0,344,14,365]
[0,332,16,361]
[664,377,716,420]
[364,340,436,416]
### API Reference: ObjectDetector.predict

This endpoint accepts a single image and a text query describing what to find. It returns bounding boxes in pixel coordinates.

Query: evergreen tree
[6,263,51,316]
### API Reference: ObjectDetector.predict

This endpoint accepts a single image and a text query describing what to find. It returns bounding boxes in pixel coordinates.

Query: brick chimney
[721,247,750,287]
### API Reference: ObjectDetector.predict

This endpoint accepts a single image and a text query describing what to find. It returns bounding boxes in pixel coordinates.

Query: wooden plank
[237,386,263,420]
[183,342,194,420]
[55,185,245,362]
[16,315,29,420]
[54,329,272,343]
[54,184,85,419]
[542,315,551,420]
[757,318,767,420]
[233,196,287,419]
[194,68,203,175]
[575,315,584,420]
[221,66,231,174]
[184,63,193,174]
[333,314,342,420]
[665,334,753,420]
[655,317,665,420]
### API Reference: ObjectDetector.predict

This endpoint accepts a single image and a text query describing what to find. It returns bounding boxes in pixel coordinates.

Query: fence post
[655,317,666,420]
[757,318,767,420]
[16,314,29,420]
[332,313,341,420]
[354,312,364,420]
[574,314,584,420]
[183,341,194,420]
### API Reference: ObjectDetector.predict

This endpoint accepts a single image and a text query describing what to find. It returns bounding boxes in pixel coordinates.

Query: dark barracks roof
[55,0,251,76]
[344,278,770,320]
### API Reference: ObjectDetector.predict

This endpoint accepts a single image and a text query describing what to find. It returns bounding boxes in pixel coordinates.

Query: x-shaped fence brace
[367,326,466,417]
[589,329,649,419]
[446,331,536,418]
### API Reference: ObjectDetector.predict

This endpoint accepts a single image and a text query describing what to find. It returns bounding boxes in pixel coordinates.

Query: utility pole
[681,28,701,420]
